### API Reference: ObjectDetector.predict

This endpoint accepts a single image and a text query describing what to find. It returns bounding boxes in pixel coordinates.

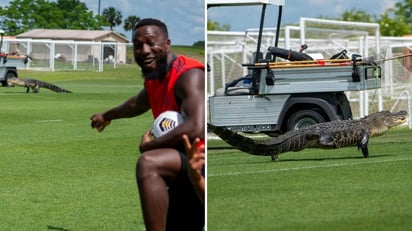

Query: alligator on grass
[208,110,408,160]
[7,77,72,93]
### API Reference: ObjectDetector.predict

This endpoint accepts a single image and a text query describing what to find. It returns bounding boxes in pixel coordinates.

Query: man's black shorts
[166,150,205,231]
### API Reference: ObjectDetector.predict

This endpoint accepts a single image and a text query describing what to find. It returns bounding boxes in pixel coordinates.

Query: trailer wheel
[286,109,326,131]
[1,71,17,87]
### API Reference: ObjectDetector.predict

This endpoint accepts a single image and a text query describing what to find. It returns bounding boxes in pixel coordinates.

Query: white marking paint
[35,119,64,123]
[208,157,412,177]
[208,133,267,140]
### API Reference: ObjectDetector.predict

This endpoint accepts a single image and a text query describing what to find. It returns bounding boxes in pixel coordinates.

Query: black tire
[1,71,17,87]
[286,109,326,131]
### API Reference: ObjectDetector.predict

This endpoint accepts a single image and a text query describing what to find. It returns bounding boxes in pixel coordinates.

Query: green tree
[378,0,412,36]
[0,0,103,35]
[339,8,374,22]
[123,15,140,39]
[102,7,122,31]
[331,1,412,36]
[207,19,230,31]
[0,0,54,34]
[192,40,205,48]
[54,0,103,30]
[379,12,410,36]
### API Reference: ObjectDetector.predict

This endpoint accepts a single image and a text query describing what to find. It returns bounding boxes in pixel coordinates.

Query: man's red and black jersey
[145,55,204,118]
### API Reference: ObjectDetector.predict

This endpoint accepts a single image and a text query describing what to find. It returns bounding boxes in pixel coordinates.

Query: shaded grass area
[0,65,151,230]
[207,129,412,231]
[0,45,204,230]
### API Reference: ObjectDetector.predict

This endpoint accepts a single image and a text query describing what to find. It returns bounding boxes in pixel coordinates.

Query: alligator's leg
[29,84,39,93]
[33,83,40,93]
[271,154,279,161]
[358,132,369,158]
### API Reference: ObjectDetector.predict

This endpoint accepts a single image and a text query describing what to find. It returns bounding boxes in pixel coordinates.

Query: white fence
[207,18,412,126]
[1,38,134,72]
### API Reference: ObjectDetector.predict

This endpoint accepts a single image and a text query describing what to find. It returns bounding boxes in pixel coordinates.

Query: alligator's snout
[397,110,408,122]
[399,116,407,123]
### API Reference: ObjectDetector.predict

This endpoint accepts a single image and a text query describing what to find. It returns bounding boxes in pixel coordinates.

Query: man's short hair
[135,18,169,38]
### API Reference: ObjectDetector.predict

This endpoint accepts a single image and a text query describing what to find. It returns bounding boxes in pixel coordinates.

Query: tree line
[208,0,412,37]
[0,0,140,39]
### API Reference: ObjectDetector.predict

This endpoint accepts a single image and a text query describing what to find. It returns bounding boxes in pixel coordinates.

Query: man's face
[133,25,170,79]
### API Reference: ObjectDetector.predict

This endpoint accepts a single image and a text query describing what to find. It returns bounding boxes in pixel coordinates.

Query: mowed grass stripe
[208,156,412,176]
[207,128,412,231]
[0,47,203,230]
[0,66,147,230]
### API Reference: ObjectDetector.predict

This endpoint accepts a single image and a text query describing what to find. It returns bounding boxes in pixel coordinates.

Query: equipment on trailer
[0,29,30,87]
[207,0,382,136]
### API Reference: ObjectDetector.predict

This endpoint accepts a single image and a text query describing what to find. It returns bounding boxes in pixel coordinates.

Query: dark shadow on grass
[210,148,394,161]
[208,146,237,150]
[277,154,393,162]
[0,90,31,94]
[47,225,70,231]
[208,145,395,162]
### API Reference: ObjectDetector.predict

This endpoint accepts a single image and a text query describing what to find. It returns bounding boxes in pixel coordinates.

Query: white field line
[208,133,267,140]
[208,157,412,177]
[35,119,64,123]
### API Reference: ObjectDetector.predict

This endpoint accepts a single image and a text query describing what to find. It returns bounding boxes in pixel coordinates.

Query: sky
[208,0,397,31]
[0,0,398,45]
[0,0,205,45]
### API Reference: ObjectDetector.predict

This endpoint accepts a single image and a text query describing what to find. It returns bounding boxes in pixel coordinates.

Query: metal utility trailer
[207,0,382,136]
[0,29,28,86]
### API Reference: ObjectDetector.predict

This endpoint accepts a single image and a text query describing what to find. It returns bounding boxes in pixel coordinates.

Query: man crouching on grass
[90,18,205,230]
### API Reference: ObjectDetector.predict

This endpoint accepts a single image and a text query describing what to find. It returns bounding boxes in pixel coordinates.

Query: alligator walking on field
[208,110,408,160]
[7,77,72,93]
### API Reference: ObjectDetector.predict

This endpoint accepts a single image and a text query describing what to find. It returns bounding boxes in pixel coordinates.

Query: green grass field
[0,45,204,230]
[0,65,150,230]
[207,128,412,231]
[2,45,411,230]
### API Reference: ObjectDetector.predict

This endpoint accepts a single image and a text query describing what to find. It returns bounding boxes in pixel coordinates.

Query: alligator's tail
[38,80,72,93]
[208,123,280,159]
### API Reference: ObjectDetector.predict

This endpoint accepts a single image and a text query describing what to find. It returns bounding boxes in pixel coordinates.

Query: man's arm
[139,68,205,152]
[91,89,150,132]
[177,68,205,139]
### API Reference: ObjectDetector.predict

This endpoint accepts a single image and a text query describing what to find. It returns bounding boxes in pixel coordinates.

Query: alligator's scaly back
[208,123,324,159]
[7,77,72,93]
[209,110,407,160]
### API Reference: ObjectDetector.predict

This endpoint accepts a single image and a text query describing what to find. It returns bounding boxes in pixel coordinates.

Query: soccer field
[0,46,202,230]
[0,65,151,230]
[207,129,412,231]
[1,46,410,230]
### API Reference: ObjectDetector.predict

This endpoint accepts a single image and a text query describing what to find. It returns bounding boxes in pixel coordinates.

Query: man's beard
[141,54,168,80]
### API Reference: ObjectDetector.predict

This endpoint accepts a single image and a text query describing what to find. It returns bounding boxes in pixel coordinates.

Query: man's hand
[90,113,111,132]
[141,130,152,144]
[139,130,153,153]
[184,136,205,171]
[182,134,205,204]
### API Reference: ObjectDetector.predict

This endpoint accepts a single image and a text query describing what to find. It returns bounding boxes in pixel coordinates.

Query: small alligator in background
[7,77,72,93]
[208,110,408,160]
